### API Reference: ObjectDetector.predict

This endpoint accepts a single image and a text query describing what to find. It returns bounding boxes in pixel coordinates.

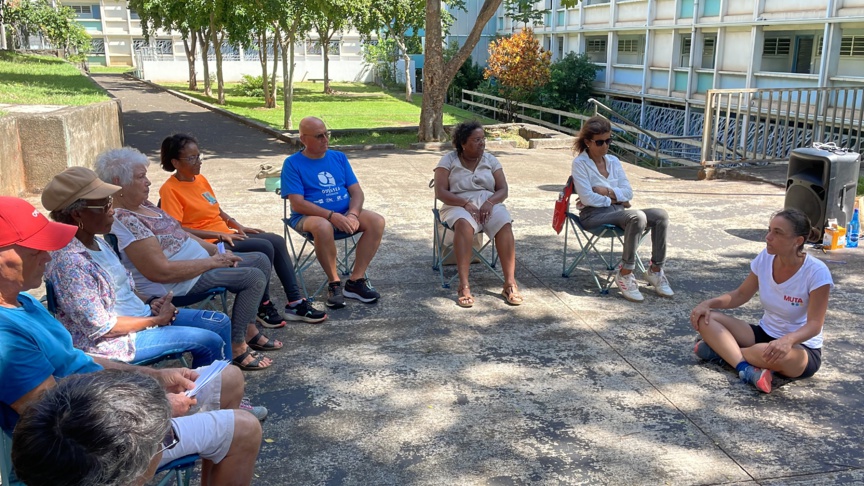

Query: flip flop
[231,349,272,371]
[247,332,283,351]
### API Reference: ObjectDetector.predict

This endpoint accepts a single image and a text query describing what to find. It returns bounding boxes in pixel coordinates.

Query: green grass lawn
[160,81,494,137]
[0,52,109,105]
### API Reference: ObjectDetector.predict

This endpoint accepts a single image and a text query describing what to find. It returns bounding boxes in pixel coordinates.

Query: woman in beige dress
[433,121,523,308]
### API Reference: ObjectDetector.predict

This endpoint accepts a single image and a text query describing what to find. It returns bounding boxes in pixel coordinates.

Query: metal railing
[459,90,701,168]
[702,87,864,166]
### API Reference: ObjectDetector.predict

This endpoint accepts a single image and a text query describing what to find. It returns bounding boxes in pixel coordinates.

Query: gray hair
[94,147,150,186]
[49,199,87,225]
[11,370,171,486]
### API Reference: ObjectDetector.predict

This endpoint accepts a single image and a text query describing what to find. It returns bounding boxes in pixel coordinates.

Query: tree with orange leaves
[484,28,551,122]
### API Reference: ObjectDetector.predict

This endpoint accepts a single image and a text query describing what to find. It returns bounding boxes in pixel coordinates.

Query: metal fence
[702,87,864,166]
[459,90,701,168]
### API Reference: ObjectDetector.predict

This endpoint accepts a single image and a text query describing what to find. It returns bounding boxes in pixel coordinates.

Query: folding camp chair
[1,430,15,486]
[560,181,649,294]
[282,199,367,300]
[153,454,200,486]
[430,179,503,289]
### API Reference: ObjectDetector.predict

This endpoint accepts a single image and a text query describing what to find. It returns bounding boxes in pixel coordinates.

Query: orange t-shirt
[159,175,232,242]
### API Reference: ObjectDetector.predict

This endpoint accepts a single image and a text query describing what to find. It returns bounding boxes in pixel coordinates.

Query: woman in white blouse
[570,116,673,302]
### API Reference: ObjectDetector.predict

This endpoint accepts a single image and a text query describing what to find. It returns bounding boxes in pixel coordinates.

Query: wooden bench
[308,78,325,83]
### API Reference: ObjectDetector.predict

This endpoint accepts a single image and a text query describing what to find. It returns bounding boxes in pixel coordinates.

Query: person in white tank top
[689,208,833,394]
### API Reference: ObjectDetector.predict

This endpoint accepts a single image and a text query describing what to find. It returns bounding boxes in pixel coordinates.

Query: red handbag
[552,176,574,234]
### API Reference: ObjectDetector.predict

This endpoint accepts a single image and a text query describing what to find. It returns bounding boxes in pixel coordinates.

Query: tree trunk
[270,28,280,108]
[418,0,504,141]
[210,15,225,105]
[322,37,332,95]
[282,18,300,130]
[257,30,273,108]
[198,27,212,97]
[395,37,413,102]
[183,31,198,91]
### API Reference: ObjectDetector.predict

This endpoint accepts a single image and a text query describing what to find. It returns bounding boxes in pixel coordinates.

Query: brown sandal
[502,284,524,306]
[456,285,474,308]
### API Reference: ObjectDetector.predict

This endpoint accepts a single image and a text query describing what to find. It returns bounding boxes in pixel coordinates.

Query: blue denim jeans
[132,309,231,367]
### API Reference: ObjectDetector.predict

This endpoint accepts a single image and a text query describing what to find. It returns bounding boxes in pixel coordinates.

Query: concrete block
[4,100,123,194]
[0,117,24,196]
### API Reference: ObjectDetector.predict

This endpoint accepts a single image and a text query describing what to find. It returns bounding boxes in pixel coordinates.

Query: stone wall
[0,100,123,196]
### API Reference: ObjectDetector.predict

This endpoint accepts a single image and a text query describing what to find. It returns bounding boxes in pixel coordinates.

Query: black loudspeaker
[784,147,860,240]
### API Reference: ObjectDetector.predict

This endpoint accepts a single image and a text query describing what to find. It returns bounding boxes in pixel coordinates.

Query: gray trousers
[578,205,669,270]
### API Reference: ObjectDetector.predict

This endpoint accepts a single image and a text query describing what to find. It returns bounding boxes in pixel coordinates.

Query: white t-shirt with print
[751,249,833,349]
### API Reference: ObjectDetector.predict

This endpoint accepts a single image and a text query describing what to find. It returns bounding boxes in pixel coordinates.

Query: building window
[557,36,564,59]
[618,39,640,53]
[702,36,716,68]
[306,40,322,55]
[680,36,691,67]
[497,17,504,30]
[155,39,173,55]
[763,37,791,56]
[90,38,105,55]
[70,5,92,14]
[840,35,864,56]
[132,38,148,52]
[586,38,606,52]
[129,9,140,20]
[556,10,565,26]
[329,40,341,55]
[544,36,551,52]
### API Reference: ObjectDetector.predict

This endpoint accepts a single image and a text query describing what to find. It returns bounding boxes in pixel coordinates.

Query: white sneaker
[615,269,644,302]
[644,268,674,297]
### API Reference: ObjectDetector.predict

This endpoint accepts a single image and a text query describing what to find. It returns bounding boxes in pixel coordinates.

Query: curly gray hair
[94,147,150,187]
[11,370,171,486]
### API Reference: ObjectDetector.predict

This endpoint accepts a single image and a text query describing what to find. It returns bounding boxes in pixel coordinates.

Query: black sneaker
[256,300,286,328]
[343,278,380,303]
[326,281,346,309]
[285,299,328,324]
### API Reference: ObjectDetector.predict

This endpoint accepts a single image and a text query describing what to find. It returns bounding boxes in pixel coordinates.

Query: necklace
[461,153,481,165]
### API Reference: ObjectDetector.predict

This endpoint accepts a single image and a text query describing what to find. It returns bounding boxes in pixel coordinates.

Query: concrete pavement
[59,74,864,485]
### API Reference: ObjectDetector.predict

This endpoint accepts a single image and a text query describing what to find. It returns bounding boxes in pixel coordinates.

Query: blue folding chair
[0,430,18,486]
[560,179,648,295]
[430,179,503,289]
[153,454,200,486]
[282,199,368,300]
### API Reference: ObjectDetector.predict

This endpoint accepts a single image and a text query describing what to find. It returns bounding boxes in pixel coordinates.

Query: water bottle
[847,208,860,248]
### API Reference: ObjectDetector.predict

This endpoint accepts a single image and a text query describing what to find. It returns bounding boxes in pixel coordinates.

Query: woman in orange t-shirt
[159,133,327,327]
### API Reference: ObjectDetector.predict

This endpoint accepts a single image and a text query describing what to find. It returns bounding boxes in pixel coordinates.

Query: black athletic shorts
[750,324,821,378]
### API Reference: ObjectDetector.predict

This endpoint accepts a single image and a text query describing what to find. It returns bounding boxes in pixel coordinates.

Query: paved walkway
[81,75,864,485]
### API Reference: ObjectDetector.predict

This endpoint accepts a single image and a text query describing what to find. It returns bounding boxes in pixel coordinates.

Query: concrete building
[489,0,864,129]
[67,0,379,83]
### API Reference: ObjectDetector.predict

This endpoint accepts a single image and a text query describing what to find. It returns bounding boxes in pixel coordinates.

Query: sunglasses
[592,137,613,147]
[306,131,332,141]
[83,196,113,213]
[156,423,180,455]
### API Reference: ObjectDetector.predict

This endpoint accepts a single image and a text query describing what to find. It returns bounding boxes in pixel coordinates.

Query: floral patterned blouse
[45,237,136,361]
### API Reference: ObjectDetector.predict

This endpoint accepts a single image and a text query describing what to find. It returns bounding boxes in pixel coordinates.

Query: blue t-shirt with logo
[0,293,102,435]
[281,150,359,217]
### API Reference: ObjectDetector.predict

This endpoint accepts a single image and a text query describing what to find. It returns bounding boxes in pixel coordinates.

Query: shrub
[236,74,265,98]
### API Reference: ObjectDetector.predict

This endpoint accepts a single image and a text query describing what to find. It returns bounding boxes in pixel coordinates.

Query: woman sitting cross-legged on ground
[42,167,231,368]
[433,120,523,308]
[94,147,280,371]
[571,115,673,302]
[691,208,832,394]
[157,133,326,326]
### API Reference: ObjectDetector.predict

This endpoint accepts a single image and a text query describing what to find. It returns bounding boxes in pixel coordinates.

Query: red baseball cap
[0,197,77,251]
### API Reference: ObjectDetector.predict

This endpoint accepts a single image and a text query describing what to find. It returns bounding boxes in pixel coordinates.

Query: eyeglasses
[83,196,113,213]
[592,137,613,147]
[470,136,486,144]
[156,423,180,455]
[310,131,332,141]
[180,154,202,163]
